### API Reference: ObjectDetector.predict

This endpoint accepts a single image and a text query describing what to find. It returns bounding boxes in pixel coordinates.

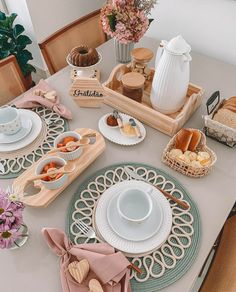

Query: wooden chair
[39,9,107,75]
[200,215,236,292]
[0,55,27,106]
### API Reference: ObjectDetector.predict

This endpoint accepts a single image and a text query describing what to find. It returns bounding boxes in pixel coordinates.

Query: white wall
[5,0,104,70]
[25,0,104,42]
[4,0,45,69]
[147,0,236,65]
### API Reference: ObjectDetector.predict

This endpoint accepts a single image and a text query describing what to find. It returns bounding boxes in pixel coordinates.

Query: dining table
[0,36,236,292]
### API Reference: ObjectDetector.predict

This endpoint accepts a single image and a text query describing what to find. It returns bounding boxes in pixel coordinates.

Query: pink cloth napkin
[14,79,72,119]
[42,228,131,292]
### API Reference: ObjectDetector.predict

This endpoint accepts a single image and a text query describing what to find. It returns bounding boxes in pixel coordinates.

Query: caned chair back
[0,55,27,106]
[39,9,106,75]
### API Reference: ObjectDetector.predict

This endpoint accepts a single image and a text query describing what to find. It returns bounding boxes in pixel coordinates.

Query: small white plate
[98,113,146,146]
[94,180,172,256]
[0,109,42,152]
[107,191,163,241]
[0,117,32,144]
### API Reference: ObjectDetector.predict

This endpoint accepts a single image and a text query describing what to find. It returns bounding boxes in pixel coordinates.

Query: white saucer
[0,117,32,144]
[0,109,42,152]
[94,180,172,256]
[98,113,146,146]
[107,191,163,241]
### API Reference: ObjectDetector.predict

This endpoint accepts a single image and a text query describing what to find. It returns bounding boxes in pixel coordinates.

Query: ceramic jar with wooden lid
[121,72,145,103]
[131,48,153,80]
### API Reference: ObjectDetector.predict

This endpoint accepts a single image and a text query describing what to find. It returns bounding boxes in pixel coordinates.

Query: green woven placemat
[67,163,201,291]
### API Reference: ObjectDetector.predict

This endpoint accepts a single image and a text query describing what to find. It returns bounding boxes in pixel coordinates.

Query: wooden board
[70,77,105,108]
[13,128,106,207]
[103,64,204,136]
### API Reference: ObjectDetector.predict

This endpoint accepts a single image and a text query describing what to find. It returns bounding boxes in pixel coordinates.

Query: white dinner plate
[98,113,146,146]
[0,116,32,144]
[94,180,172,256]
[107,190,163,241]
[0,109,42,152]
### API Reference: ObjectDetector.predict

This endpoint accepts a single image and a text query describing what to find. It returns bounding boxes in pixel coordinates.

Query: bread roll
[188,130,201,151]
[175,129,193,152]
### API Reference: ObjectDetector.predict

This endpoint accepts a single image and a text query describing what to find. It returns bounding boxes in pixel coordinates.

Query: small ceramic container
[36,157,68,190]
[54,131,83,161]
[0,106,22,135]
[117,188,153,224]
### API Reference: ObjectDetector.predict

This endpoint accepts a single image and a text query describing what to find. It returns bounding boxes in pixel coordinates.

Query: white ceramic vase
[150,35,192,114]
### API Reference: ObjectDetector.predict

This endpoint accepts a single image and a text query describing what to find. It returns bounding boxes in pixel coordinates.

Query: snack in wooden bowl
[162,128,217,177]
[54,131,83,161]
[36,157,68,190]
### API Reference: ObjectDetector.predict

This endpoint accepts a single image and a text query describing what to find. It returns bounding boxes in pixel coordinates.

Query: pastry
[69,46,99,67]
[190,160,202,168]
[213,96,236,129]
[188,130,201,151]
[213,108,236,129]
[121,122,136,137]
[177,154,191,164]
[169,148,183,158]
[188,151,197,161]
[106,114,118,127]
[68,259,89,284]
[175,129,193,152]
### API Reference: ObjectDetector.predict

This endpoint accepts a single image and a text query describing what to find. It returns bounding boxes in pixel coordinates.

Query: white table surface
[0,37,235,292]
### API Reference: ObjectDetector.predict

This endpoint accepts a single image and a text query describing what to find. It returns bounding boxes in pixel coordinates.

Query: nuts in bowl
[54,131,83,161]
[35,157,68,190]
[162,128,217,177]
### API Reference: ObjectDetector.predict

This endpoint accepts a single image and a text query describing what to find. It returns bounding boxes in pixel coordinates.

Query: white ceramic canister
[150,35,192,114]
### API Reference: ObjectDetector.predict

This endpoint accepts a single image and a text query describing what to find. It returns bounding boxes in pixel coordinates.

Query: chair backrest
[0,55,27,106]
[39,9,106,75]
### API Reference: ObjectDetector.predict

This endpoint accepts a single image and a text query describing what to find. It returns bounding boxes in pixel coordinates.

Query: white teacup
[0,106,21,135]
[117,188,153,224]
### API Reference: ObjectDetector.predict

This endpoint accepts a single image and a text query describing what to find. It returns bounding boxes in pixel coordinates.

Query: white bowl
[0,106,22,135]
[54,131,83,161]
[117,188,153,224]
[36,157,68,190]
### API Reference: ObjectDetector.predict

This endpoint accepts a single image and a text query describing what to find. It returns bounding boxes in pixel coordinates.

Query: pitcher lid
[166,35,191,54]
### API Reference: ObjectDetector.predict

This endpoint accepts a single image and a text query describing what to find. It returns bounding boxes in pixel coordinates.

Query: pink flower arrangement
[0,189,25,249]
[100,0,152,44]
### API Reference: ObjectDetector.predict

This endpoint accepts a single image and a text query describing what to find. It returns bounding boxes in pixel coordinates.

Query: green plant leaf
[0,50,10,59]
[7,13,17,28]
[148,18,154,26]
[0,11,6,21]
[107,14,116,32]
[20,62,36,76]
[13,24,24,38]
[16,35,32,49]
[0,27,12,38]
[17,49,33,65]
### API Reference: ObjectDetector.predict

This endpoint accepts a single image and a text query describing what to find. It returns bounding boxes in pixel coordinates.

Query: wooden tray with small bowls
[103,64,204,136]
[13,128,106,207]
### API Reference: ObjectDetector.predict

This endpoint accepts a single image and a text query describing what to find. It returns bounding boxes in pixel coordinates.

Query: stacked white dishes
[94,180,172,256]
[0,106,42,152]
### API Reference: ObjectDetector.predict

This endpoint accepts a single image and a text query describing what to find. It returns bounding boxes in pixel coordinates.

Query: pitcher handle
[183,52,192,62]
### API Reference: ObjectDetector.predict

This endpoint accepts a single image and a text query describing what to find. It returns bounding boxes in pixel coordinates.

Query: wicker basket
[162,128,217,178]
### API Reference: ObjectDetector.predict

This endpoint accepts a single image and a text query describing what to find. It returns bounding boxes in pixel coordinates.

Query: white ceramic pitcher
[150,35,192,114]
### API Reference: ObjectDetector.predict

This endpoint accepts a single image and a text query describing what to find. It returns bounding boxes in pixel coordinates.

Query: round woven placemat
[67,163,201,291]
[0,107,69,179]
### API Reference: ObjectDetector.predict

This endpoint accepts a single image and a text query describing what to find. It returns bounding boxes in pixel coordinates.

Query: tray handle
[206,91,220,115]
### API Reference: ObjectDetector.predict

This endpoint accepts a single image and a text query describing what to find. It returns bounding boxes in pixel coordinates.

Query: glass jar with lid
[121,72,145,103]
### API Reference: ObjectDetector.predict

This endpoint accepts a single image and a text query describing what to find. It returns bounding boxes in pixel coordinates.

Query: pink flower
[100,0,150,43]
[0,228,21,249]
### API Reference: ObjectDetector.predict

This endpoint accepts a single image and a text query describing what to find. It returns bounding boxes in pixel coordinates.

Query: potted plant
[0,11,36,88]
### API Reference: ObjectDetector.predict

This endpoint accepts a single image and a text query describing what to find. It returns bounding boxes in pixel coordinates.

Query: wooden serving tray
[13,128,106,208]
[103,64,204,136]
